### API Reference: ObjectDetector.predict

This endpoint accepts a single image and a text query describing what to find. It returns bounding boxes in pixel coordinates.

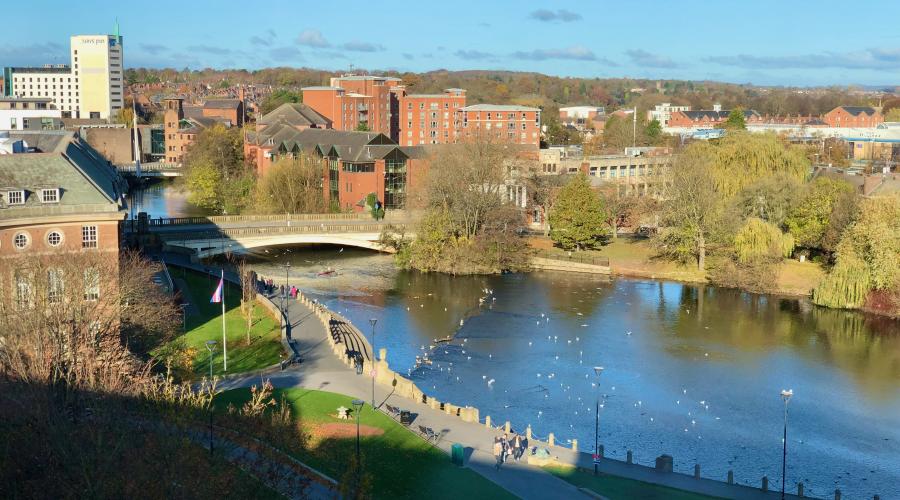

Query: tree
[355,122,370,132]
[733,218,794,264]
[255,154,325,214]
[645,118,663,144]
[260,89,301,115]
[785,177,857,250]
[238,259,257,344]
[657,154,721,270]
[814,194,900,312]
[182,124,250,212]
[115,106,135,128]
[884,108,900,122]
[548,173,609,250]
[733,174,802,227]
[719,107,746,130]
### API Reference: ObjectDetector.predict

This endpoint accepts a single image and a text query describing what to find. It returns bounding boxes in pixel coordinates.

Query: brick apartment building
[458,104,542,146]
[163,97,247,164]
[301,75,400,137]
[398,88,466,146]
[667,105,762,128]
[823,106,883,128]
[243,102,332,174]
[185,98,244,127]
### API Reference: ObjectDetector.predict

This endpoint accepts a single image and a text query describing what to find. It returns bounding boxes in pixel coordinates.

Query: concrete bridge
[128,212,410,258]
[117,162,183,178]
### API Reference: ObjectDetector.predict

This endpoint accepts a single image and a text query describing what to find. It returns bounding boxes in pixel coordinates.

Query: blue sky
[2,0,900,87]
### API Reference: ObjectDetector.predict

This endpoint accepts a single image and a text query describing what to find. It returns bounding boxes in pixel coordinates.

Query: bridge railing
[160,222,409,241]
[145,211,404,227]
[117,162,182,172]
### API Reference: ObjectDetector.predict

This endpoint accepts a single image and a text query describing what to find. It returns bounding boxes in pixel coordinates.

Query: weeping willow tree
[733,217,794,263]
[681,131,809,198]
[814,195,900,311]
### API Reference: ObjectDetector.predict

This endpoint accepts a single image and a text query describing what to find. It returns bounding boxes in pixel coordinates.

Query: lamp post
[369,318,378,407]
[205,340,217,456]
[281,262,291,321]
[780,389,793,500]
[593,366,604,476]
[352,399,365,496]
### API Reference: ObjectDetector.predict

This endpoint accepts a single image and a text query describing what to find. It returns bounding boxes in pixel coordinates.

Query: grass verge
[218,387,516,500]
[157,268,285,378]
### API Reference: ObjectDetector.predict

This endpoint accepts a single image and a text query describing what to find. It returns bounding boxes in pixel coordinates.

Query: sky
[2,0,900,87]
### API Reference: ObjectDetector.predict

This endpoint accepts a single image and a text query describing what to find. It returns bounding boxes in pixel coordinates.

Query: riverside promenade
[170,255,808,500]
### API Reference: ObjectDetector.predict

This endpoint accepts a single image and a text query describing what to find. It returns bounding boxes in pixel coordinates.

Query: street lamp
[205,340,218,456]
[281,262,292,321]
[180,302,190,331]
[593,366,604,476]
[369,318,378,407]
[351,399,365,496]
[780,389,793,500]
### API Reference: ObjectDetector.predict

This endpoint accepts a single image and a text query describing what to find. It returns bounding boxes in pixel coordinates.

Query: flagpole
[221,269,227,372]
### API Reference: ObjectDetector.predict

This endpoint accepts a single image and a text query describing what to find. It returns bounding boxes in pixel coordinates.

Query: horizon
[1,0,899,88]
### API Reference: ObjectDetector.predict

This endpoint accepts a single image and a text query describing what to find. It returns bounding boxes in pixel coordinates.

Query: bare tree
[238,258,257,343]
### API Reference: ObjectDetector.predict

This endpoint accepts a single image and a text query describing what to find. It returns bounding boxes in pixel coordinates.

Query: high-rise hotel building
[3,26,124,120]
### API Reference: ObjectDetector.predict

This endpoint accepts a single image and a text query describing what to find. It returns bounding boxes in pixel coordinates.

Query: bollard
[626,450,633,464]
[694,464,701,479]
[798,482,804,497]
[761,476,768,492]
[504,421,511,433]
[526,425,532,440]
[548,433,555,446]
[727,470,734,484]
[571,439,578,452]
[485,416,491,428]
[834,489,841,500]
[379,348,387,362]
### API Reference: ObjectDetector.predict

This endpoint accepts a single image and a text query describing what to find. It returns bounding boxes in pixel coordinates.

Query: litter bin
[451,443,464,466]
[400,410,412,425]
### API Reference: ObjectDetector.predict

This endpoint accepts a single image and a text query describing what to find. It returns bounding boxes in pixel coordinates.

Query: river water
[136,183,900,499]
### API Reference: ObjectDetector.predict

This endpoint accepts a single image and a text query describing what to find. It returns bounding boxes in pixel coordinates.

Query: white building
[0,97,63,130]
[559,106,604,121]
[2,25,124,120]
[647,102,690,127]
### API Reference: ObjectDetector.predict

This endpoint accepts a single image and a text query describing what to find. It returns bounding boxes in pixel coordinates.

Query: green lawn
[158,268,285,378]
[218,388,516,500]
[545,464,722,500]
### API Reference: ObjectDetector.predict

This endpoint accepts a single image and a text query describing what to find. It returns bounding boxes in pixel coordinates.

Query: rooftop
[460,104,540,112]
[6,66,71,74]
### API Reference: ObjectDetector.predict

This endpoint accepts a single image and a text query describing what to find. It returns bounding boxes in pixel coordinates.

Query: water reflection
[126,180,211,219]
[224,245,899,499]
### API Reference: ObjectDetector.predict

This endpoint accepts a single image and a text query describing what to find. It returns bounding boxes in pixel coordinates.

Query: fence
[536,249,610,267]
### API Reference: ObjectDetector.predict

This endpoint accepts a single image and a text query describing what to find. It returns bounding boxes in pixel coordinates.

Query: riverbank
[527,236,825,298]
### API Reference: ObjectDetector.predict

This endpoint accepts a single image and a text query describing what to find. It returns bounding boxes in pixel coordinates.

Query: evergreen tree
[549,174,609,250]
[720,107,747,130]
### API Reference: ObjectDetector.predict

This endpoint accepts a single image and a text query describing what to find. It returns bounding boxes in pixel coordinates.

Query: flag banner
[210,277,223,303]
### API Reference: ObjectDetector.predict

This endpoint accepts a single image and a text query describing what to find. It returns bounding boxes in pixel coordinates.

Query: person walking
[493,437,503,470]
[520,435,529,461]
[512,433,522,461]
[500,433,509,464]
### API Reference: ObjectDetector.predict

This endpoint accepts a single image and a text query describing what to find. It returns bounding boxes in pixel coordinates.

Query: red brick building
[302,75,401,137]
[243,102,332,175]
[458,104,542,146]
[398,88,466,146]
[823,106,883,128]
[667,106,762,128]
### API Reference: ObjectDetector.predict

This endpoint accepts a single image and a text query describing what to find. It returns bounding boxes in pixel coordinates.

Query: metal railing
[160,222,409,242]
[145,211,403,227]
[536,249,609,267]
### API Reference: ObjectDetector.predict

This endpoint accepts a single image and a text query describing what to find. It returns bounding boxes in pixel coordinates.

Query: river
[135,183,900,499]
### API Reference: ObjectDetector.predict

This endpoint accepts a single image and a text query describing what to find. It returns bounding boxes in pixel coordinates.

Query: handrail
[146,212,403,226]
[159,223,408,241]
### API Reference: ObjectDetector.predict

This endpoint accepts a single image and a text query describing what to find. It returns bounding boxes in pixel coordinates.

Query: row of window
[1,188,59,205]
[6,225,97,250]
[13,76,73,83]
[14,267,100,308]
[6,117,57,130]
[406,102,462,110]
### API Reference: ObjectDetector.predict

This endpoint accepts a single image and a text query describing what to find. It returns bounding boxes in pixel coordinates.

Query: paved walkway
[219,292,592,500]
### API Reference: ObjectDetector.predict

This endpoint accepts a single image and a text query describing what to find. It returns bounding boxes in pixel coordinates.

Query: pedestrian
[500,433,509,463]
[493,438,503,470]
[512,433,522,461]
[520,435,529,460]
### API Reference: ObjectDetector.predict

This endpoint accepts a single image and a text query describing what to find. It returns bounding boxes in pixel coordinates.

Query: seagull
[339,248,344,253]
[487,378,495,386]
[626,331,632,336]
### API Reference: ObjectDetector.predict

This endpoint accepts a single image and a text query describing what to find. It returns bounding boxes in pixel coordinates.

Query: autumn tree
[183,124,253,213]
[255,154,325,214]
[733,218,794,264]
[549,173,609,250]
[813,194,900,312]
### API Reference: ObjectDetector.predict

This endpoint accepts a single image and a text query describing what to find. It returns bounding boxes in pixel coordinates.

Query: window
[8,117,15,130]
[82,225,98,248]
[40,188,59,203]
[48,268,64,303]
[14,232,30,249]
[84,268,100,301]
[47,230,63,247]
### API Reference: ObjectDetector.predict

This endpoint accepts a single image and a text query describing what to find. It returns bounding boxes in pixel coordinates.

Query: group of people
[256,276,299,300]
[492,432,528,469]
